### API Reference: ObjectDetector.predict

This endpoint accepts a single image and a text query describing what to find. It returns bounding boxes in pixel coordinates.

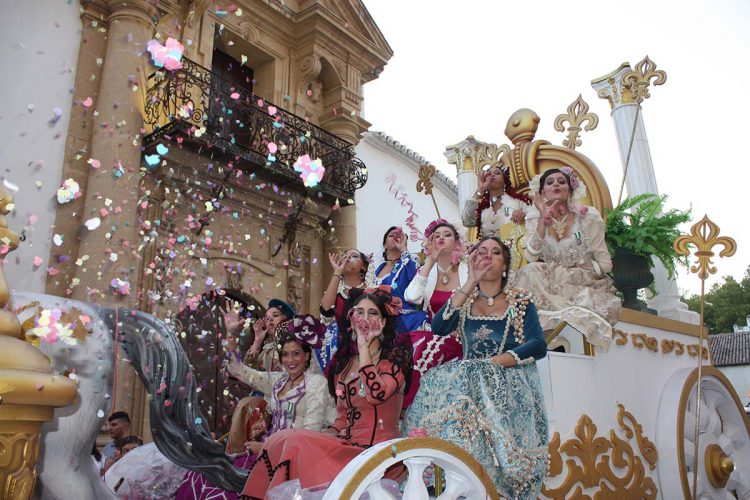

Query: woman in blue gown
[403,237,549,499]
[373,226,426,333]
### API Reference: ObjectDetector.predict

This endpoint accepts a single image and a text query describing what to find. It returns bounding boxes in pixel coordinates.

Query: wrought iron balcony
[142,58,367,200]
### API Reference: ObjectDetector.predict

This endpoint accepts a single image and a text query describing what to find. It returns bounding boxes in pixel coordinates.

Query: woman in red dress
[241,286,412,499]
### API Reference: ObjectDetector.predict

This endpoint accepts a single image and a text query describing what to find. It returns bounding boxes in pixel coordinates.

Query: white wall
[0,0,81,294]
[717,365,750,405]
[354,132,459,260]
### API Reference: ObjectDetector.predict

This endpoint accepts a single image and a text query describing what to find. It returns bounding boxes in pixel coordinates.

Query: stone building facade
[31,0,392,436]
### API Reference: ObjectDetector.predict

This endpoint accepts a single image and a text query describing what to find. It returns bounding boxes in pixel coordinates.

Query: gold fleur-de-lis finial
[416,164,436,196]
[553,95,599,150]
[673,215,736,280]
[416,164,441,218]
[622,56,667,104]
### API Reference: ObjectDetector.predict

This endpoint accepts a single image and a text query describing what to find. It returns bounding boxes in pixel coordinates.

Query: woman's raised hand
[476,170,491,194]
[467,248,493,285]
[328,252,346,275]
[394,229,408,253]
[510,208,526,225]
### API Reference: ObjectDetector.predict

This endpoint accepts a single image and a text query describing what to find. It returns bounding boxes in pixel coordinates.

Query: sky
[361,0,750,296]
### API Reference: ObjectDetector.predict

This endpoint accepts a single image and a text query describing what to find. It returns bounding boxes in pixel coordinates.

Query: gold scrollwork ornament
[542,404,658,499]
[621,56,667,104]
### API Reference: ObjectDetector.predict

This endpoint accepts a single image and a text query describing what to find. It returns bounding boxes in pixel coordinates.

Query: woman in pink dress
[401,219,466,410]
[240,286,412,499]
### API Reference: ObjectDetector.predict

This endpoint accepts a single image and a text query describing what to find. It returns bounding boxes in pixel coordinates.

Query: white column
[445,136,493,227]
[593,64,699,324]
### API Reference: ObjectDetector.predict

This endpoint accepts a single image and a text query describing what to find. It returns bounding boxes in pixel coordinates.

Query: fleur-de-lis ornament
[553,95,598,150]
[622,56,667,104]
[673,215,736,280]
[673,214,736,500]
[416,164,441,218]
[416,164,436,196]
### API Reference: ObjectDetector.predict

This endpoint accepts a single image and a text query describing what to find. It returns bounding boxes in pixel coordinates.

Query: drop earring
[502,270,507,277]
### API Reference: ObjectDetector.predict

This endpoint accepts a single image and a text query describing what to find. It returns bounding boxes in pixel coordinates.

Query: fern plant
[605,193,691,279]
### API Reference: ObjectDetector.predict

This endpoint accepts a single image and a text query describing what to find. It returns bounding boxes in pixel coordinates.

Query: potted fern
[605,193,691,312]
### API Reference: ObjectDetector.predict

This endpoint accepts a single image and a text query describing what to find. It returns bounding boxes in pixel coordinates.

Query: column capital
[80,0,108,22]
[444,136,502,174]
[591,62,637,111]
[106,0,159,31]
[592,57,667,111]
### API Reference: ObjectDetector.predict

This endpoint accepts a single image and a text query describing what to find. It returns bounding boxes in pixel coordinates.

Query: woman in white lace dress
[461,164,532,239]
[511,167,621,349]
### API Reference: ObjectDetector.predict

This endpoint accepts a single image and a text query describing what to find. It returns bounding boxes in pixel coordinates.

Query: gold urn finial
[0,185,77,499]
[504,108,540,145]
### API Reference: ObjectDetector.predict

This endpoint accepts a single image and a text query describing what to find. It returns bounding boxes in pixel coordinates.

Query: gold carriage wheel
[339,437,500,499]
[676,366,750,497]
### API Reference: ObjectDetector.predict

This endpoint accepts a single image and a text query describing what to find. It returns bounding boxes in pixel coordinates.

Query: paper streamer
[385,173,424,242]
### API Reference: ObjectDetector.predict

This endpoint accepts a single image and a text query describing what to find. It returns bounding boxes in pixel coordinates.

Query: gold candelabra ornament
[673,215,737,499]
[416,163,441,218]
[553,95,598,151]
[0,186,77,499]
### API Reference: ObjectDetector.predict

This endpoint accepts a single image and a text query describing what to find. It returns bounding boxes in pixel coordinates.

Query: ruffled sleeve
[462,198,479,227]
[227,361,280,395]
[581,207,612,274]
[358,357,406,406]
[404,272,427,305]
[507,301,547,364]
[300,374,335,431]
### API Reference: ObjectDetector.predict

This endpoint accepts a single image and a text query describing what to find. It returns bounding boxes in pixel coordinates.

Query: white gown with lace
[511,206,621,349]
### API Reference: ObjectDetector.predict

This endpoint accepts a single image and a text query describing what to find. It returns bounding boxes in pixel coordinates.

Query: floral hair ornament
[423,218,454,240]
[285,314,327,350]
[361,285,403,317]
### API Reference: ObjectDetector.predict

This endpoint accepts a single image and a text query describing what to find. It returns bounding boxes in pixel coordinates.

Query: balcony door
[209,49,255,147]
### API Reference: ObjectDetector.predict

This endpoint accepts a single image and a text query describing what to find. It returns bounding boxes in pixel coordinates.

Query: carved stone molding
[543,404,658,499]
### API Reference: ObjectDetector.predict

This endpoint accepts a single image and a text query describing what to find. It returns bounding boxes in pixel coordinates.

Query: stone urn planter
[612,248,656,314]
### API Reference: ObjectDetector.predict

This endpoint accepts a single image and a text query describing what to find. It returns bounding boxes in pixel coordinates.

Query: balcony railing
[142,58,367,200]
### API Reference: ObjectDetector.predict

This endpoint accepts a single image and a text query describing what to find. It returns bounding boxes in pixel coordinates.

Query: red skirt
[241,429,365,499]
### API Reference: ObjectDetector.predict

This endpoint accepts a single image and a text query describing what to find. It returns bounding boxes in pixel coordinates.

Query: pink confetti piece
[87,158,100,169]
[267,105,277,116]
[28,214,38,225]
[81,97,93,108]
[146,37,184,71]
[33,256,43,267]
[230,92,240,100]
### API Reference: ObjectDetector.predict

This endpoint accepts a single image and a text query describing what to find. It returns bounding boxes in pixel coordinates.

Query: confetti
[87,158,101,169]
[110,278,131,295]
[156,143,169,156]
[145,154,161,168]
[53,234,63,246]
[97,409,105,418]
[293,154,326,187]
[27,308,77,345]
[230,92,240,100]
[56,178,81,204]
[146,37,184,71]
[51,107,63,123]
[3,180,19,192]
[33,256,43,267]
[81,97,93,108]
[84,217,101,230]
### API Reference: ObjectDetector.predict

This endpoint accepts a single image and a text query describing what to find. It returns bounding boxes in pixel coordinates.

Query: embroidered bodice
[524,206,613,274]
[431,289,546,365]
[461,194,528,238]
[374,251,420,311]
[226,362,333,432]
[329,353,408,447]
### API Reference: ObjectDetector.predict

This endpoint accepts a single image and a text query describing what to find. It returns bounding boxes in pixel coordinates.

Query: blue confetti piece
[156,143,169,156]
[145,154,160,168]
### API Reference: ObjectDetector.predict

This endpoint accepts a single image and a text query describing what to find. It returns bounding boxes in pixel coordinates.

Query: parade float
[1,57,747,500]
